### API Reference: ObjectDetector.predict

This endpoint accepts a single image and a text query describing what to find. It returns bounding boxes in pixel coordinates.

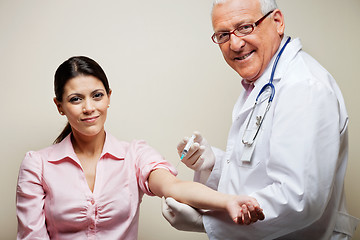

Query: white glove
[177,131,215,172]
[161,197,205,232]
[177,132,216,184]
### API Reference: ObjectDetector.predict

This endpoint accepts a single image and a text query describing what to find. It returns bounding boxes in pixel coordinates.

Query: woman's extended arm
[148,168,264,224]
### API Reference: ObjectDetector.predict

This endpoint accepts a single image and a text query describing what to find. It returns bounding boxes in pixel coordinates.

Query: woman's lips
[81,116,99,123]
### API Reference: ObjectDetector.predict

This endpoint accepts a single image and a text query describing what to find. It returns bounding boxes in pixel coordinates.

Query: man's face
[212,0,284,82]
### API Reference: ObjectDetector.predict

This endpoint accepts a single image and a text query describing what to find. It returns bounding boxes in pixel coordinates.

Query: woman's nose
[82,100,95,114]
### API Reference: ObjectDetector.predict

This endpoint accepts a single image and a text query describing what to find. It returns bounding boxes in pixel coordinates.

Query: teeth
[237,52,252,60]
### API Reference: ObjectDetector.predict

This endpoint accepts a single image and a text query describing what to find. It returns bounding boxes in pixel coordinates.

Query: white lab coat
[203,37,359,240]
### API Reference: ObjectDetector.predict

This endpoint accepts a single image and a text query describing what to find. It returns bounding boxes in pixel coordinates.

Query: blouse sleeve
[16,151,50,240]
[132,140,177,196]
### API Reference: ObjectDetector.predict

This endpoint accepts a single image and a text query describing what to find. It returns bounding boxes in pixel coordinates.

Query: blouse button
[90,198,95,205]
[89,223,95,230]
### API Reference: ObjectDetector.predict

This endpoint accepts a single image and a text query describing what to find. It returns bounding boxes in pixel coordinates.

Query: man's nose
[229,34,245,52]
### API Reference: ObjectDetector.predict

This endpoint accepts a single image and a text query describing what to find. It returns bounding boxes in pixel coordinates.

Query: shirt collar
[241,79,254,91]
[234,37,302,120]
[48,131,125,163]
[100,132,126,160]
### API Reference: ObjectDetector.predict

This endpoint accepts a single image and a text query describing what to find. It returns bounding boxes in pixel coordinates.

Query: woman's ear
[272,9,285,36]
[107,89,112,107]
[53,97,64,115]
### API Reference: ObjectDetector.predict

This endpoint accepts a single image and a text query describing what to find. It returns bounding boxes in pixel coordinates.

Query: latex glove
[161,197,205,232]
[177,131,215,172]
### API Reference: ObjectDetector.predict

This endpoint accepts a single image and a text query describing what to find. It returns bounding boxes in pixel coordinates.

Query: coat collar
[233,36,302,121]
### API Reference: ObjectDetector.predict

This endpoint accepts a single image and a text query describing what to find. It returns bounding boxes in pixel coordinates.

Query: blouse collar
[47,131,125,164]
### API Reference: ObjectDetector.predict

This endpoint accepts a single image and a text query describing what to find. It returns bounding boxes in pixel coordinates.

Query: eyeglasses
[211,10,274,44]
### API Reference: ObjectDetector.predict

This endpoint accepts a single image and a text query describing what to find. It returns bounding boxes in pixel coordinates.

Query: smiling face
[54,75,111,139]
[212,0,285,82]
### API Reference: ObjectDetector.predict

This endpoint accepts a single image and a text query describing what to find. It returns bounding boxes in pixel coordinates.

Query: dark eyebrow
[92,89,106,97]
[67,93,84,98]
[92,89,105,94]
[66,93,84,100]
[66,89,105,100]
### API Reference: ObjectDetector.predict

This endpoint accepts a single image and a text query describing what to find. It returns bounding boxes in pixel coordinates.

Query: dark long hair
[53,56,111,144]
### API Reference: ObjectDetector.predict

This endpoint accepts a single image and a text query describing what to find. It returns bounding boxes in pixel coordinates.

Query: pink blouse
[16,133,177,240]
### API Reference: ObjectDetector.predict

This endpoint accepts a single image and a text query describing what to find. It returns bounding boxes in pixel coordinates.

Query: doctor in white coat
[162,0,359,239]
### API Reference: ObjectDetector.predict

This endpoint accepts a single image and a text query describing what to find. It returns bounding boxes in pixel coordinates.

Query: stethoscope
[242,37,291,147]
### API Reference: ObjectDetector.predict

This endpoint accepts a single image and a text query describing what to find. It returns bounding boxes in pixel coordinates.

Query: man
[162,0,359,239]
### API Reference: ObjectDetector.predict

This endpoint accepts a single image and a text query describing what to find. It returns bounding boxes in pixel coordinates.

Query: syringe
[180,134,196,160]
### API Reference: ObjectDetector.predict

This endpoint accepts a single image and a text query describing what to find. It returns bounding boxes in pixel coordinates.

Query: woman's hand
[226,196,265,225]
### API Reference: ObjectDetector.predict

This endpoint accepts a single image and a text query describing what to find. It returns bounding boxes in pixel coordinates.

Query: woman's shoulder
[22,144,56,165]
[19,145,57,178]
[106,132,150,149]
[106,133,160,159]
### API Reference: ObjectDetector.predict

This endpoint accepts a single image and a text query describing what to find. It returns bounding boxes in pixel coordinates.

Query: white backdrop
[1,0,359,239]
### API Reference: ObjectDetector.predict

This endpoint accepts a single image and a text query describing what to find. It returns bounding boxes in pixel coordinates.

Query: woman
[16,56,264,239]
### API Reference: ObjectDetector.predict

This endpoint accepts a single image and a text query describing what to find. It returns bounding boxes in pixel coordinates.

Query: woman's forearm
[149,168,264,224]
[167,180,231,210]
[149,168,231,210]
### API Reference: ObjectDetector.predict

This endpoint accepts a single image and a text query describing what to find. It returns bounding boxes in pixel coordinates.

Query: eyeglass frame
[211,10,274,44]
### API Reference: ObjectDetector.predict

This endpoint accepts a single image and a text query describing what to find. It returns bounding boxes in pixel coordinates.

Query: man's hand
[161,197,205,232]
[177,131,215,171]
[162,196,265,232]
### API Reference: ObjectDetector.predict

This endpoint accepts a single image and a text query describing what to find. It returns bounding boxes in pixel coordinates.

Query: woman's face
[54,75,111,138]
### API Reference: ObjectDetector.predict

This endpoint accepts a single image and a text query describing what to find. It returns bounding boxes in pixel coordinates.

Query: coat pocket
[334,211,359,237]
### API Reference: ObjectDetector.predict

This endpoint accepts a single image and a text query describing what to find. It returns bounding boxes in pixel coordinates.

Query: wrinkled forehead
[212,0,262,31]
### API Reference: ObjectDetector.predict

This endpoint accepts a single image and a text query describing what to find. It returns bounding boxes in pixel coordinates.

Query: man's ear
[272,9,285,36]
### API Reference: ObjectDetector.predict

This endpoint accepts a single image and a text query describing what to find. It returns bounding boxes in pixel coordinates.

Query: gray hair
[212,0,278,15]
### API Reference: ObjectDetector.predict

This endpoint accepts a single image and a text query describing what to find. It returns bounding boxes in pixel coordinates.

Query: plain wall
[1,0,359,239]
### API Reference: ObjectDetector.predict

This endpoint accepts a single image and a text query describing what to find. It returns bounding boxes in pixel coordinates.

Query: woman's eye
[69,97,82,103]
[93,92,104,99]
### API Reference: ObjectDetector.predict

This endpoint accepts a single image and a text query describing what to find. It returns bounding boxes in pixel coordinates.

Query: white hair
[212,0,278,15]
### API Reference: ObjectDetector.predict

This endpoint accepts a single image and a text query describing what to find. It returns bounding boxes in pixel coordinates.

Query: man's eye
[238,24,252,32]
[217,32,229,40]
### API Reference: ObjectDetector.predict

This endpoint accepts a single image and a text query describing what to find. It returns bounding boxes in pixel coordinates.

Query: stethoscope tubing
[242,37,291,147]
[256,37,291,103]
